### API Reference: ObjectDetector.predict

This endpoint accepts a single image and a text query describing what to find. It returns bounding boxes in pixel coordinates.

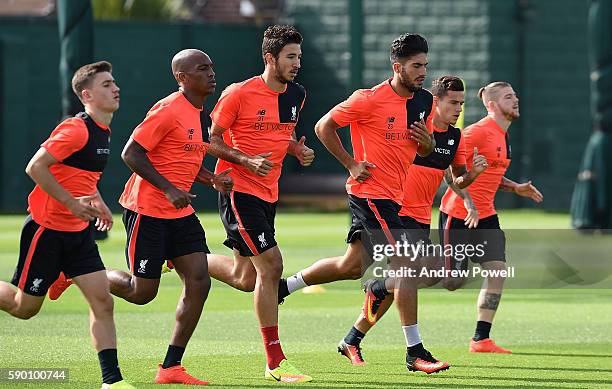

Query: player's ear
[264,52,275,67]
[81,89,91,102]
[392,61,402,74]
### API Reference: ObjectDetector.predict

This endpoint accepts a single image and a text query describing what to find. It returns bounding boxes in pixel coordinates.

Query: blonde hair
[477,81,511,105]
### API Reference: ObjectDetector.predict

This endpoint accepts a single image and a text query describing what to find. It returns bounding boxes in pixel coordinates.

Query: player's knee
[13,305,41,320]
[259,261,283,281]
[235,274,255,292]
[443,278,464,291]
[185,273,212,298]
[90,293,114,317]
[132,287,158,305]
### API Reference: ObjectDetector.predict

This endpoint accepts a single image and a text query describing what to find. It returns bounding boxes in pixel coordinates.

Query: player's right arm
[25,148,100,221]
[207,83,273,176]
[207,123,273,176]
[318,91,375,183]
[121,139,195,209]
[444,167,479,228]
[315,113,375,183]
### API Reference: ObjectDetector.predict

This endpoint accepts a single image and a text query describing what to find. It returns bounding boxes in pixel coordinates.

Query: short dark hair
[431,76,464,98]
[71,61,113,100]
[390,33,428,63]
[261,25,303,64]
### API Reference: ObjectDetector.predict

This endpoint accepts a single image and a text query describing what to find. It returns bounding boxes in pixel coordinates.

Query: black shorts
[219,191,277,257]
[11,215,105,297]
[400,215,432,244]
[123,209,209,279]
[438,211,506,271]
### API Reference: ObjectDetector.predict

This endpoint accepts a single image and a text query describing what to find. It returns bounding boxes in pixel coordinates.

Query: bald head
[171,49,210,81]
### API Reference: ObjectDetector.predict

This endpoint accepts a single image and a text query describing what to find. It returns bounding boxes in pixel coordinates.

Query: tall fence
[0,0,592,212]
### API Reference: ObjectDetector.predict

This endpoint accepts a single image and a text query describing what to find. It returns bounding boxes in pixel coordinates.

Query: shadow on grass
[453,363,612,373]
[512,351,612,358]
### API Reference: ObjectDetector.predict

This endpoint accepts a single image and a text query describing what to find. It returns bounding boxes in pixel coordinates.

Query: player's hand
[163,185,196,209]
[90,194,114,231]
[471,147,488,174]
[515,180,544,203]
[295,136,315,167]
[247,152,274,176]
[410,119,434,148]
[65,194,101,222]
[213,168,234,193]
[463,203,479,229]
[349,160,376,183]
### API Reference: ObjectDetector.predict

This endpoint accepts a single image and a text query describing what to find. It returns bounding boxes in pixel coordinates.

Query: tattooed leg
[476,260,507,322]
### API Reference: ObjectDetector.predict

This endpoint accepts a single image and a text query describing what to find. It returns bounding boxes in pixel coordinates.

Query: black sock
[162,345,185,368]
[98,348,122,384]
[344,326,366,346]
[371,279,391,299]
[473,320,492,341]
[407,342,425,357]
[278,278,290,301]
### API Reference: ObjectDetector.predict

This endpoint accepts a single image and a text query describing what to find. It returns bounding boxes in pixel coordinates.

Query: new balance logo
[387,116,395,130]
[30,278,43,293]
[268,340,281,345]
[138,260,148,274]
[258,232,268,248]
[187,128,195,140]
[257,109,266,116]
[419,111,426,120]
[448,139,455,145]
[291,106,297,121]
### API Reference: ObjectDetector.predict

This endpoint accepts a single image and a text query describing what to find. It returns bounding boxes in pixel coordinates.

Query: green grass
[0,210,611,388]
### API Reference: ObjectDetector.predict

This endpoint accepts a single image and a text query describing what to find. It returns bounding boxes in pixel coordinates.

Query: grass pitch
[0,210,611,388]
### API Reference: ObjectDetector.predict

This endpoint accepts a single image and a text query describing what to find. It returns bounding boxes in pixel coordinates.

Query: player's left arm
[90,189,113,232]
[499,176,544,203]
[287,131,315,166]
[451,147,487,189]
[195,164,233,193]
[412,118,435,157]
[444,168,479,228]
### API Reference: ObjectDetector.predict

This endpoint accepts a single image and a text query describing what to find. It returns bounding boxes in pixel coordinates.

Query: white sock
[286,272,308,294]
[402,324,422,347]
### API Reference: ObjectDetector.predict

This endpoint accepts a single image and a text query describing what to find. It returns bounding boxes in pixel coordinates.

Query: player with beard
[278,33,449,374]
[205,25,314,383]
[439,81,543,353]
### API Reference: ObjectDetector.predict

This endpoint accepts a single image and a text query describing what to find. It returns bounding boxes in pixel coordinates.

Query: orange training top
[399,123,466,224]
[119,92,208,218]
[211,76,306,203]
[330,79,434,205]
[28,115,110,232]
[440,116,511,219]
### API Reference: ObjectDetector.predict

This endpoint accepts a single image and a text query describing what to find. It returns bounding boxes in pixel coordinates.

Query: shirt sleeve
[425,98,437,134]
[41,118,88,162]
[211,84,241,130]
[132,102,175,151]
[451,131,467,167]
[329,90,369,128]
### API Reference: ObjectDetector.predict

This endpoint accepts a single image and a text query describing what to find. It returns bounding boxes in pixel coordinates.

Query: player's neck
[261,69,286,92]
[489,113,511,131]
[84,107,113,127]
[179,88,205,109]
[389,77,414,99]
[432,116,449,130]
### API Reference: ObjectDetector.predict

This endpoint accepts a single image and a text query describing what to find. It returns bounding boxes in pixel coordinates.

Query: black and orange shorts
[218,191,277,258]
[11,215,105,296]
[122,209,209,279]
